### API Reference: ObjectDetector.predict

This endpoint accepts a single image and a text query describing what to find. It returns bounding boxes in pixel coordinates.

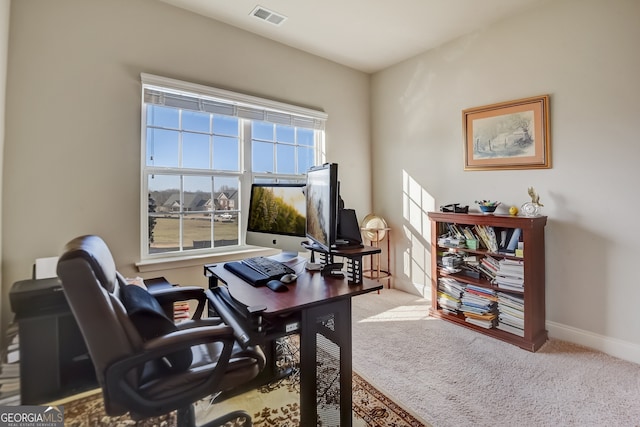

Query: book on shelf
[499,258,525,267]
[495,274,524,285]
[506,228,522,251]
[465,284,496,296]
[465,288,498,301]
[498,264,524,275]
[496,322,525,337]
[464,311,496,321]
[497,291,524,304]
[499,317,525,331]
[499,307,524,321]
[497,298,524,313]
[496,282,524,292]
[465,317,495,329]
[497,268,524,279]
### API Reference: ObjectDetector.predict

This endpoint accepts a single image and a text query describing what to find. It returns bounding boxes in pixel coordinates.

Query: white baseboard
[546,320,640,365]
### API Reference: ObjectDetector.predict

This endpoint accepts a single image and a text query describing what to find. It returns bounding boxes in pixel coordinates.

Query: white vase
[521,202,541,217]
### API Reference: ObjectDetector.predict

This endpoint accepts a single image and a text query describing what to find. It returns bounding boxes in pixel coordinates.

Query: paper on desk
[35,256,59,279]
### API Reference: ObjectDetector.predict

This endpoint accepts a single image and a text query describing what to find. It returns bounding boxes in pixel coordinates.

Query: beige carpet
[351,289,640,427]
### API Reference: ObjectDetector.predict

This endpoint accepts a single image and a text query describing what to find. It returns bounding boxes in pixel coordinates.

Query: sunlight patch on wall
[358,304,433,323]
[401,170,435,294]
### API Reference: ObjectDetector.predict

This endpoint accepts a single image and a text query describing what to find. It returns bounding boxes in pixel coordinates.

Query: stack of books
[496,292,525,337]
[495,258,525,291]
[460,285,497,329]
[437,277,465,315]
[477,255,500,282]
[173,301,191,323]
[474,225,498,252]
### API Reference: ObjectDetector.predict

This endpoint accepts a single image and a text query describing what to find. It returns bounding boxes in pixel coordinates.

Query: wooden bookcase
[428,212,547,352]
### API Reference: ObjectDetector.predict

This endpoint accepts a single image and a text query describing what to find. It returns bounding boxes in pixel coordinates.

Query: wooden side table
[361,227,391,287]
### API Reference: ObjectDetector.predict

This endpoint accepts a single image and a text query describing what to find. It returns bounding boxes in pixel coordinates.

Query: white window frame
[139,73,327,262]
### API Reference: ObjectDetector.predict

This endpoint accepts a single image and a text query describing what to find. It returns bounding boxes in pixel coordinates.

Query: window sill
[135,246,278,273]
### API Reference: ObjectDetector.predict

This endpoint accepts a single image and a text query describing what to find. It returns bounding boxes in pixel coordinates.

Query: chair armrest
[205,288,265,347]
[105,324,237,414]
[149,285,207,319]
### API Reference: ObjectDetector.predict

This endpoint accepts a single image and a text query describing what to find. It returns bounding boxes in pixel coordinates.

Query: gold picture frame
[463,95,550,171]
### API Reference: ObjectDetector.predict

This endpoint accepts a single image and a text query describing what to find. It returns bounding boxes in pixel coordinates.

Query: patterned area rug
[61,371,426,427]
[61,336,427,427]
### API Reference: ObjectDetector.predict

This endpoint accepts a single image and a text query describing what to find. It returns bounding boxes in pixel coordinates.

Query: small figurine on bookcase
[521,187,543,217]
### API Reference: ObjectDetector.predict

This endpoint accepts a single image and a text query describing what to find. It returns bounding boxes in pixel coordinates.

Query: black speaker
[337,209,363,248]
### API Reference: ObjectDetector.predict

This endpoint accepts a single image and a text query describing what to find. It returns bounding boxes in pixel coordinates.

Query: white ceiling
[157,0,546,73]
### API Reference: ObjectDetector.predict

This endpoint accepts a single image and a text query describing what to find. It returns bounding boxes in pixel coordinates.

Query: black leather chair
[56,235,265,427]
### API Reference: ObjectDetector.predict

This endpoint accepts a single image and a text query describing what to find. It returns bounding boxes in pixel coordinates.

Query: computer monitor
[305,163,339,251]
[246,183,307,257]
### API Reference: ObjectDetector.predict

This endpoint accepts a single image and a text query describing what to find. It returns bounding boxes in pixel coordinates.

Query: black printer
[9,278,69,319]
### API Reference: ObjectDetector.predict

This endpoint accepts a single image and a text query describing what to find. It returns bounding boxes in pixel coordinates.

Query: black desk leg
[300,299,352,427]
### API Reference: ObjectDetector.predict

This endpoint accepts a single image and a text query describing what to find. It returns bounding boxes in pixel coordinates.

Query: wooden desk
[204,258,382,427]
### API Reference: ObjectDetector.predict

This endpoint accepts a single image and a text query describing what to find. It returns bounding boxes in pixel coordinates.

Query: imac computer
[245,183,307,257]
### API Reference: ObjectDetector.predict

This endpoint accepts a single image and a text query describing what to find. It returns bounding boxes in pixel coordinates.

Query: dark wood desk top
[207,258,383,317]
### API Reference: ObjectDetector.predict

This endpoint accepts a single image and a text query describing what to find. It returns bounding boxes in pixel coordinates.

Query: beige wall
[2,0,370,329]
[371,0,640,362]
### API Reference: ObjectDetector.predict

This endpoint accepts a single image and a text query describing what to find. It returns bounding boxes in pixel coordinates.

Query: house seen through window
[141,74,326,258]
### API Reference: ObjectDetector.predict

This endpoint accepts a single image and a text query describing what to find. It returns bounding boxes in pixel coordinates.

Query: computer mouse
[280,273,298,284]
[266,280,289,292]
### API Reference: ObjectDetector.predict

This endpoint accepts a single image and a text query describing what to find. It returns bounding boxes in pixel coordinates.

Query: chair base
[177,405,252,427]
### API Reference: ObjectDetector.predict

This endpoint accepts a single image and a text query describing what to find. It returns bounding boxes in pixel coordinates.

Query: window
[141,74,326,259]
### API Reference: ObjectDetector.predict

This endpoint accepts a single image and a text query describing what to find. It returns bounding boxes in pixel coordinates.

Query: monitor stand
[272,251,300,261]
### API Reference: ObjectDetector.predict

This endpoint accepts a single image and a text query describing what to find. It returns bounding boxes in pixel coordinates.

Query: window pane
[252,141,274,173]
[183,176,212,216]
[253,122,274,141]
[148,175,180,253]
[298,128,314,147]
[182,133,210,169]
[213,136,240,171]
[147,105,179,128]
[214,116,239,137]
[183,214,212,250]
[182,110,210,133]
[276,125,294,143]
[277,144,296,174]
[149,214,180,253]
[213,216,239,247]
[213,177,239,247]
[147,129,179,167]
[299,146,314,174]
[213,177,239,212]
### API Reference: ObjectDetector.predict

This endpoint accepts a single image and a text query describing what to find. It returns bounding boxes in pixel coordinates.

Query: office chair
[56,235,265,427]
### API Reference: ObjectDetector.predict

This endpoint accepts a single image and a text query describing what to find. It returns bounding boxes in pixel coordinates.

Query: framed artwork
[463,95,550,171]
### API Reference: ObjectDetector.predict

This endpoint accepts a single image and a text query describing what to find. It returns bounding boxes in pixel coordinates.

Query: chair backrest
[56,236,143,401]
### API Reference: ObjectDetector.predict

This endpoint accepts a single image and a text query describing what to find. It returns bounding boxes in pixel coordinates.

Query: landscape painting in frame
[463,95,550,170]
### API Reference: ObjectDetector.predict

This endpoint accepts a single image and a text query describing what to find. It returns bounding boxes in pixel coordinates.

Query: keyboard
[242,256,295,280]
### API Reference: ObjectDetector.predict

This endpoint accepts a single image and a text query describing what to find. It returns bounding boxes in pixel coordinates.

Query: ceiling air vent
[250,5,287,26]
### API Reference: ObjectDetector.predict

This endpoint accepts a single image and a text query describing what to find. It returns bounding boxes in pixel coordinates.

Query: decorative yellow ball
[509,206,519,216]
